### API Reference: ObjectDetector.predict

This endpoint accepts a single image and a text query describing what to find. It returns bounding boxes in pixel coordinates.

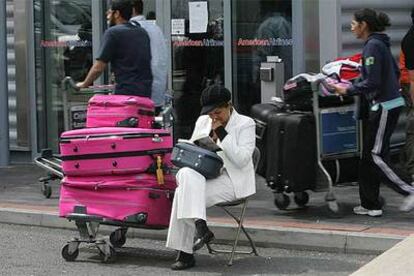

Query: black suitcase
[283,75,353,111]
[265,112,316,192]
[250,103,284,176]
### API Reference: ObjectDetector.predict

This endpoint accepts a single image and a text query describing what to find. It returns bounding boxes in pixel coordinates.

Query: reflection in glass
[171,0,224,141]
[34,0,92,151]
[232,0,292,114]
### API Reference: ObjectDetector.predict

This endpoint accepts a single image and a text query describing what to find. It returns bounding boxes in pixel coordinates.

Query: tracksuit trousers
[359,106,414,210]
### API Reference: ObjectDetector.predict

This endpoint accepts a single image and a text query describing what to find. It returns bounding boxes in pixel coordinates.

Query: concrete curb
[0,207,403,255]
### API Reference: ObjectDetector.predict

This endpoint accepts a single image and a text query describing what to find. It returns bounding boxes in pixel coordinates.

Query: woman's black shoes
[193,229,214,251]
[193,219,215,251]
[170,220,214,270]
[171,251,195,270]
[171,258,196,270]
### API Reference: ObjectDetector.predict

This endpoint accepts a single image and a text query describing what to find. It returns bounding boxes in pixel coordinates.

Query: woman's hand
[329,83,348,95]
[211,119,223,142]
[211,118,223,130]
[76,82,88,90]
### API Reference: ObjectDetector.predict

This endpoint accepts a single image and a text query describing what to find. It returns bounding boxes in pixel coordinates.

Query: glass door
[34,0,94,152]
[170,0,225,140]
[34,0,167,152]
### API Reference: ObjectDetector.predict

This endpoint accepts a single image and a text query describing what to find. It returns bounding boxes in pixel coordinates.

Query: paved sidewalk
[351,235,414,276]
[0,164,413,254]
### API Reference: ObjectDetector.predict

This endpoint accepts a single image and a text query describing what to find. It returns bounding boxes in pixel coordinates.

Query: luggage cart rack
[35,145,175,263]
[34,77,176,262]
[60,207,169,263]
[271,78,361,216]
[312,81,361,215]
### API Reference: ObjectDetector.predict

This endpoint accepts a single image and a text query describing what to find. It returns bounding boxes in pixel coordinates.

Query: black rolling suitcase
[250,103,284,176]
[265,112,317,193]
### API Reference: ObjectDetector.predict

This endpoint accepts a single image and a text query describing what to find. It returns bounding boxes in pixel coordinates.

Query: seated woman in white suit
[166,85,256,270]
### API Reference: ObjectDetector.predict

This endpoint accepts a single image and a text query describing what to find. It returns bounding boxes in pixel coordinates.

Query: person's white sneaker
[400,193,414,212]
[353,205,383,217]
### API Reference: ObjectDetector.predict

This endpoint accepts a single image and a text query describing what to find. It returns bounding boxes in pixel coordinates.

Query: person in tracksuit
[331,8,414,216]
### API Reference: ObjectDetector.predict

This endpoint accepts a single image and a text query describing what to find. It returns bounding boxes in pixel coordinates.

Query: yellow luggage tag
[156,155,165,185]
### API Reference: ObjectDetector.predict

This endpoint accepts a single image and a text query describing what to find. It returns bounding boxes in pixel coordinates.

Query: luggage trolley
[36,77,114,198]
[311,77,361,214]
[34,81,175,262]
[270,74,361,215]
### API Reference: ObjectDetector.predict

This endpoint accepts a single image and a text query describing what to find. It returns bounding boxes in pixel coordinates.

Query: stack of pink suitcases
[58,94,176,228]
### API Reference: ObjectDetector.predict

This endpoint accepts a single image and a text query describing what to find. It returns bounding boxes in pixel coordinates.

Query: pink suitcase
[86,94,155,128]
[59,174,176,227]
[60,127,172,176]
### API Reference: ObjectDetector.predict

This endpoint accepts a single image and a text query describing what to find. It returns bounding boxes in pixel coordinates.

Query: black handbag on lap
[171,142,224,179]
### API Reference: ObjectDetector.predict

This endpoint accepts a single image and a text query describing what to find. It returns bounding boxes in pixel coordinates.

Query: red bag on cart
[60,127,172,176]
[59,173,176,227]
[322,53,362,81]
[86,94,155,128]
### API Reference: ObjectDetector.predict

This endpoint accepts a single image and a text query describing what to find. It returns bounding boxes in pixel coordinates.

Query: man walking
[77,0,152,97]
[131,0,168,113]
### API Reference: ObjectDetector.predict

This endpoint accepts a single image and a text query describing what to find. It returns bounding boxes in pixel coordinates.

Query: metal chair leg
[207,148,261,265]
[227,201,247,266]
[207,199,258,266]
[240,223,259,256]
[222,201,258,256]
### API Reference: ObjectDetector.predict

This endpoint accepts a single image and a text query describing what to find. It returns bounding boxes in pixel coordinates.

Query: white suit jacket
[190,109,256,198]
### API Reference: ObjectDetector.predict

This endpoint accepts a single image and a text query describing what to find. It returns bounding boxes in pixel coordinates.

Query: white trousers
[165,167,236,254]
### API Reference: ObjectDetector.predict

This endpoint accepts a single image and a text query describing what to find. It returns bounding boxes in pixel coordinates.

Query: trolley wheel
[294,192,309,207]
[274,193,290,210]
[61,244,79,262]
[41,183,52,198]
[110,229,127,248]
[99,245,117,263]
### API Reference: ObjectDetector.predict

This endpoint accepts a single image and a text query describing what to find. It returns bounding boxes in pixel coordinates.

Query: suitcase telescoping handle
[254,119,266,140]
[116,117,139,127]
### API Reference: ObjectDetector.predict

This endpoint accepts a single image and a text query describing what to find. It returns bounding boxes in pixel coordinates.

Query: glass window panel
[232,0,292,114]
[171,0,224,140]
[142,0,156,20]
[34,0,93,152]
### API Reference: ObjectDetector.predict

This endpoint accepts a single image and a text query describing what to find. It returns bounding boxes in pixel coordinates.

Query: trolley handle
[62,76,77,90]
[319,73,345,98]
[81,84,115,94]
[61,76,114,95]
